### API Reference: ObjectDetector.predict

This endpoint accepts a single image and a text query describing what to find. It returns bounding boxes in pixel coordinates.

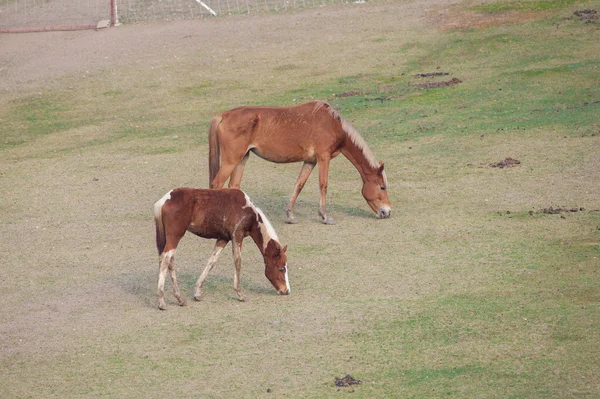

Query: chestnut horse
[154,187,290,310]
[208,101,391,225]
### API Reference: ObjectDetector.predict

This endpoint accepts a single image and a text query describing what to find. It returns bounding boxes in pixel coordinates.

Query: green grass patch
[473,0,588,13]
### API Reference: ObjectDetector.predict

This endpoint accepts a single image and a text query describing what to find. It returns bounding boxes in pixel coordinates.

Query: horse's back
[163,188,252,240]
[217,101,343,163]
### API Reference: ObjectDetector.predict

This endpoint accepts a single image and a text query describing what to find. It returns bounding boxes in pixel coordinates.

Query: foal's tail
[208,115,223,187]
[154,199,167,255]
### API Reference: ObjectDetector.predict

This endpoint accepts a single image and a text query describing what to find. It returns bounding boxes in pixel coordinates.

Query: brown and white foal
[154,188,290,310]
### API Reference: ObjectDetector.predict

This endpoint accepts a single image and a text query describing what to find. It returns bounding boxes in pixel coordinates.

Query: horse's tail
[154,196,167,255]
[208,115,223,187]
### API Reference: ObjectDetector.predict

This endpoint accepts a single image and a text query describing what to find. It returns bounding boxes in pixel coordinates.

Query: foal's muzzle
[278,288,290,295]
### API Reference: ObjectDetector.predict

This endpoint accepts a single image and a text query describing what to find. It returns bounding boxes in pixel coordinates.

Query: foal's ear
[282,245,288,253]
[378,161,385,173]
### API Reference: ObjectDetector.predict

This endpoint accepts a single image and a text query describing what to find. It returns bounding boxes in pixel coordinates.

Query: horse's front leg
[285,161,315,224]
[194,239,228,301]
[232,239,246,302]
[317,158,335,225]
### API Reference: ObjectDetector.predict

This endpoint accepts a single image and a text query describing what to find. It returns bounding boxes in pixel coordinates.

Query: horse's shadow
[113,268,274,309]
[248,193,375,222]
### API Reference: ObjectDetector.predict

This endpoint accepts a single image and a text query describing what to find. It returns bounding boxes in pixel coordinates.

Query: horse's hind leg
[194,239,228,301]
[210,162,238,189]
[228,152,250,189]
[157,251,170,310]
[285,161,315,224]
[157,249,184,309]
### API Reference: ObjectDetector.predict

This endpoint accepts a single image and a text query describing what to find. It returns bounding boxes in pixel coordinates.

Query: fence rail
[0,0,352,32]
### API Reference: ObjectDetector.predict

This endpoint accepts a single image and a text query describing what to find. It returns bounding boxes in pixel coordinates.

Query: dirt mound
[334,90,363,98]
[490,157,521,168]
[573,9,598,22]
[335,374,362,387]
[414,77,462,89]
[541,206,585,214]
[414,72,449,78]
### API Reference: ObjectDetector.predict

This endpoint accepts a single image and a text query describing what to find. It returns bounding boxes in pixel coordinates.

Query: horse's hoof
[322,217,335,225]
[285,217,299,224]
[178,300,187,307]
[158,301,167,310]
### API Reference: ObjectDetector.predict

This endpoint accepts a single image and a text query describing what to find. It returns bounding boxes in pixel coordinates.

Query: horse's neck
[341,136,379,180]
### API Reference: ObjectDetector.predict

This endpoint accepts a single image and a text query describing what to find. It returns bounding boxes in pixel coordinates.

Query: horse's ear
[378,161,385,174]
[282,245,288,253]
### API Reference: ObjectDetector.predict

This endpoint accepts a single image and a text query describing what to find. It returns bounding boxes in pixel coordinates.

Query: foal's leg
[168,253,186,307]
[194,239,228,301]
[317,157,335,225]
[285,161,315,224]
[157,248,185,309]
[232,239,246,302]
[228,152,250,189]
[157,250,172,310]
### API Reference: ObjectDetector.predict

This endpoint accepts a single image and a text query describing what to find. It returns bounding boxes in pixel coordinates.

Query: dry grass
[1,0,599,397]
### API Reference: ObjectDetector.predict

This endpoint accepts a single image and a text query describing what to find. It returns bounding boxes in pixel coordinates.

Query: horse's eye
[278,268,285,273]
[380,186,387,191]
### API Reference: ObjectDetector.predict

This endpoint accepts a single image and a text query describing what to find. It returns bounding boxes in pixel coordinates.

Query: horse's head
[263,240,290,295]
[362,161,391,219]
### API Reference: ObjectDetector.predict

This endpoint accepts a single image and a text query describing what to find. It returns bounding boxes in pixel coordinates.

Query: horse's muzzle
[278,289,290,295]
[377,207,391,219]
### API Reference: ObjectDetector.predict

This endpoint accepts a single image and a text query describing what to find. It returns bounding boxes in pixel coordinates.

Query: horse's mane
[243,193,279,247]
[313,101,380,170]
[255,206,279,242]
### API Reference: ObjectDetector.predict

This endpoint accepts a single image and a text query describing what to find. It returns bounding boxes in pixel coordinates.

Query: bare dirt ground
[1,0,534,95]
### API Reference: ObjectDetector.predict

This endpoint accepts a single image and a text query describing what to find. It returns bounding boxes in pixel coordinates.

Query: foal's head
[263,240,290,295]
[362,161,391,219]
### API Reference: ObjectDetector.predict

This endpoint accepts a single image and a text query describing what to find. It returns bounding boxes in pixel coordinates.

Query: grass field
[1,0,599,397]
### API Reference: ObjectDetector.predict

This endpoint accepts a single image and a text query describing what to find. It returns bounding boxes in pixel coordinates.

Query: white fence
[0,0,351,32]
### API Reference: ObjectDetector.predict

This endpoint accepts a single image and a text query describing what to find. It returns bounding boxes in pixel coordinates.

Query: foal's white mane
[243,193,279,249]
[313,101,380,170]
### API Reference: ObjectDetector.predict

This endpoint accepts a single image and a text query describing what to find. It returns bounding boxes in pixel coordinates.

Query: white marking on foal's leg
[194,241,226,301]
[232,241,246,302]
[157,249,174,310]
[168,254,186,307]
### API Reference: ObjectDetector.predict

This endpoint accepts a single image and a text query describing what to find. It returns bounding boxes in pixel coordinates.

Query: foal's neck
[248,207,280,254]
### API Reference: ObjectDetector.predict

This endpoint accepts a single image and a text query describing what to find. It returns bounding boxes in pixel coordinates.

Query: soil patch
[541,206,585,214]
[490,157,520,168]
[414,72,449,78]
[335,374,362,387]
[573,9,598,22]
[334,90,363,98]
[413,77,462,89]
